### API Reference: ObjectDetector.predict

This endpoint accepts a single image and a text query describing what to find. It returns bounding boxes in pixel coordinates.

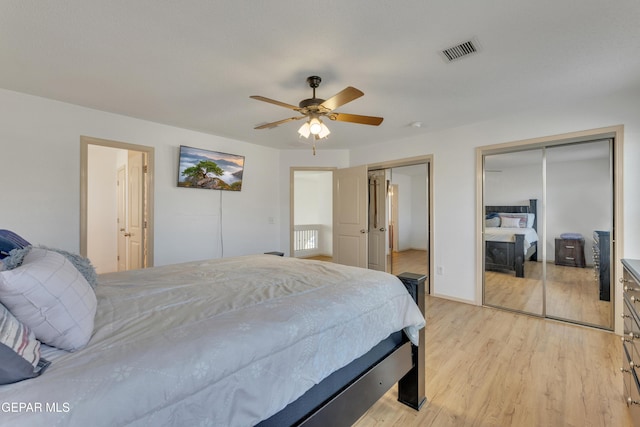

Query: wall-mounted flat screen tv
[177,145,244,191]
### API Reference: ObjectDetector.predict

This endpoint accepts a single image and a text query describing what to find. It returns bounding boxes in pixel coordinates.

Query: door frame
[80,136,155,268]
[475,125,624,333]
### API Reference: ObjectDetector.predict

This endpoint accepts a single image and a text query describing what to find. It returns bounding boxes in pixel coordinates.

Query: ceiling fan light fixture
[297,122,311,138]
[309,117,323,135]
[298,117,330,140]
[251,75,382,154]
[318,122,330,139]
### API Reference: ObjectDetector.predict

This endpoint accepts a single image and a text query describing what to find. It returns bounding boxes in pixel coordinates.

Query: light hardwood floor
[485,261,612,328]
[353,296,632,427]
[301,253,628,425]
[304,249,428,277]
[390,249,428,276]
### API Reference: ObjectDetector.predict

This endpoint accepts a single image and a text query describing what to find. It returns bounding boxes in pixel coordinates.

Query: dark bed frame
[257,272,427,427]
[485,199,538,278]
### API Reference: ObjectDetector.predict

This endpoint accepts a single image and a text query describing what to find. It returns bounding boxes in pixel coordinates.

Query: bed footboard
[397,272,427,410]
[485,234,526,278]
[299,342,413,427]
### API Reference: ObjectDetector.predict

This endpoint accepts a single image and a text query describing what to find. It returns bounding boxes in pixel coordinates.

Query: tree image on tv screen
[177,146,244,191]
[182,160,240,190]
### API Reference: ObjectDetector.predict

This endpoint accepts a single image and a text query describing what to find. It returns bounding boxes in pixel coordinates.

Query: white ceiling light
[297,121,311,138]
[309,117,323,135]
[298,116,330,155]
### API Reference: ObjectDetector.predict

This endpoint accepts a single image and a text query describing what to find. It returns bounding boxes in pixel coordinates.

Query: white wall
[547,157,610,264]
[0,88,281,266]
[382,166,429,253]
[485,156,610,264]
[390,173,412,251]
[349,89,640,303]
[410,172,428,251]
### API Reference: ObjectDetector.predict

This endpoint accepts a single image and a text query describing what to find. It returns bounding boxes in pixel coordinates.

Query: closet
[481,138,615,330]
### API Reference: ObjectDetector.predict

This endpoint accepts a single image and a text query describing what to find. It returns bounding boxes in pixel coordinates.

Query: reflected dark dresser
[621,259,640,423]
[593,230,611,301]
[555,237,586,268]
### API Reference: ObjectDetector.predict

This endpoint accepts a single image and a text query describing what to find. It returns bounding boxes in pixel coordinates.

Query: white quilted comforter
[0,255,425,427]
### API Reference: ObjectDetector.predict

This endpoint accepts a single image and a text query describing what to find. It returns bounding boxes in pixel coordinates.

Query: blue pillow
[0,230,31,259]
[0,302,50,384]
[1,246,32,270]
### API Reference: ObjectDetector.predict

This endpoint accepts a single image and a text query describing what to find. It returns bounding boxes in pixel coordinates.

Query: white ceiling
[1,1,639,152]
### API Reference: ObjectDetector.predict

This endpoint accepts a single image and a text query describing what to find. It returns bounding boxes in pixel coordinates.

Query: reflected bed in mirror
[484,199,538,278]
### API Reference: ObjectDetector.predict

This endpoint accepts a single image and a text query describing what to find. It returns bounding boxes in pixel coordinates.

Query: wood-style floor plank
[353,296,633,427]
[485,261,612,329]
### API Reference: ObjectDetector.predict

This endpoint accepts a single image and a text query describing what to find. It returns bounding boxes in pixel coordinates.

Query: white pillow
[500,216,522,228]
[485,217,501,228]
[527,213,535,228]
[0,248,96,351]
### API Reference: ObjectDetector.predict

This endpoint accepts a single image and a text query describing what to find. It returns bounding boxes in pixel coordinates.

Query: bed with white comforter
[484,226,538,252]
[0,254,425,427]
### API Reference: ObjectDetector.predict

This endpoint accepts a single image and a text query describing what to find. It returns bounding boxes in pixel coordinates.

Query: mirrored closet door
[545,141,612,328]
[482,140,613,330]
[367,164,429,277]
[483,149,543,316]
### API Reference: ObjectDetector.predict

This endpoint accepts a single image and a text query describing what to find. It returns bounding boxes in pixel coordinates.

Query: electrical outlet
[436,266,444,275]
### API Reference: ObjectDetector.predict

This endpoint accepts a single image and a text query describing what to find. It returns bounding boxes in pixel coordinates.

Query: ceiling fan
[250,76,383,153]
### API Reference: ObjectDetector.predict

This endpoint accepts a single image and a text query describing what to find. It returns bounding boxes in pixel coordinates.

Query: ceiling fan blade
[250,95,300,110]
[254,116,305,129]
[320,87,364,111]
[331,112,384,126]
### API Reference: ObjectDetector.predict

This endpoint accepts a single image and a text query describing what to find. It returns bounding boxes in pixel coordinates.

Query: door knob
[379,228,386,232]
[123,232,132,237]
[360,229,367,234]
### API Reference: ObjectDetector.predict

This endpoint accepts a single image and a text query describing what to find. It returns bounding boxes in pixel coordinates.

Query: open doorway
[290,168,334,261]
[80,136,154,273]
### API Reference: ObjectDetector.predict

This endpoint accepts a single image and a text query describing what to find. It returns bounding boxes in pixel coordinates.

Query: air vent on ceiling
[440,39,479,62]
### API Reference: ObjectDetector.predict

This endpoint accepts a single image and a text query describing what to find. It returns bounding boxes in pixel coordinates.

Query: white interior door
[116,166,127,272]
[333,165,368,267]
[368,170,388,271]
[127,151,144,270]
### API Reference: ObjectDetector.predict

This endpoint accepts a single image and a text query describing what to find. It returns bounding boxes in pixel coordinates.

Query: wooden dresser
[554,237,586,268]
[621,258,640,423]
